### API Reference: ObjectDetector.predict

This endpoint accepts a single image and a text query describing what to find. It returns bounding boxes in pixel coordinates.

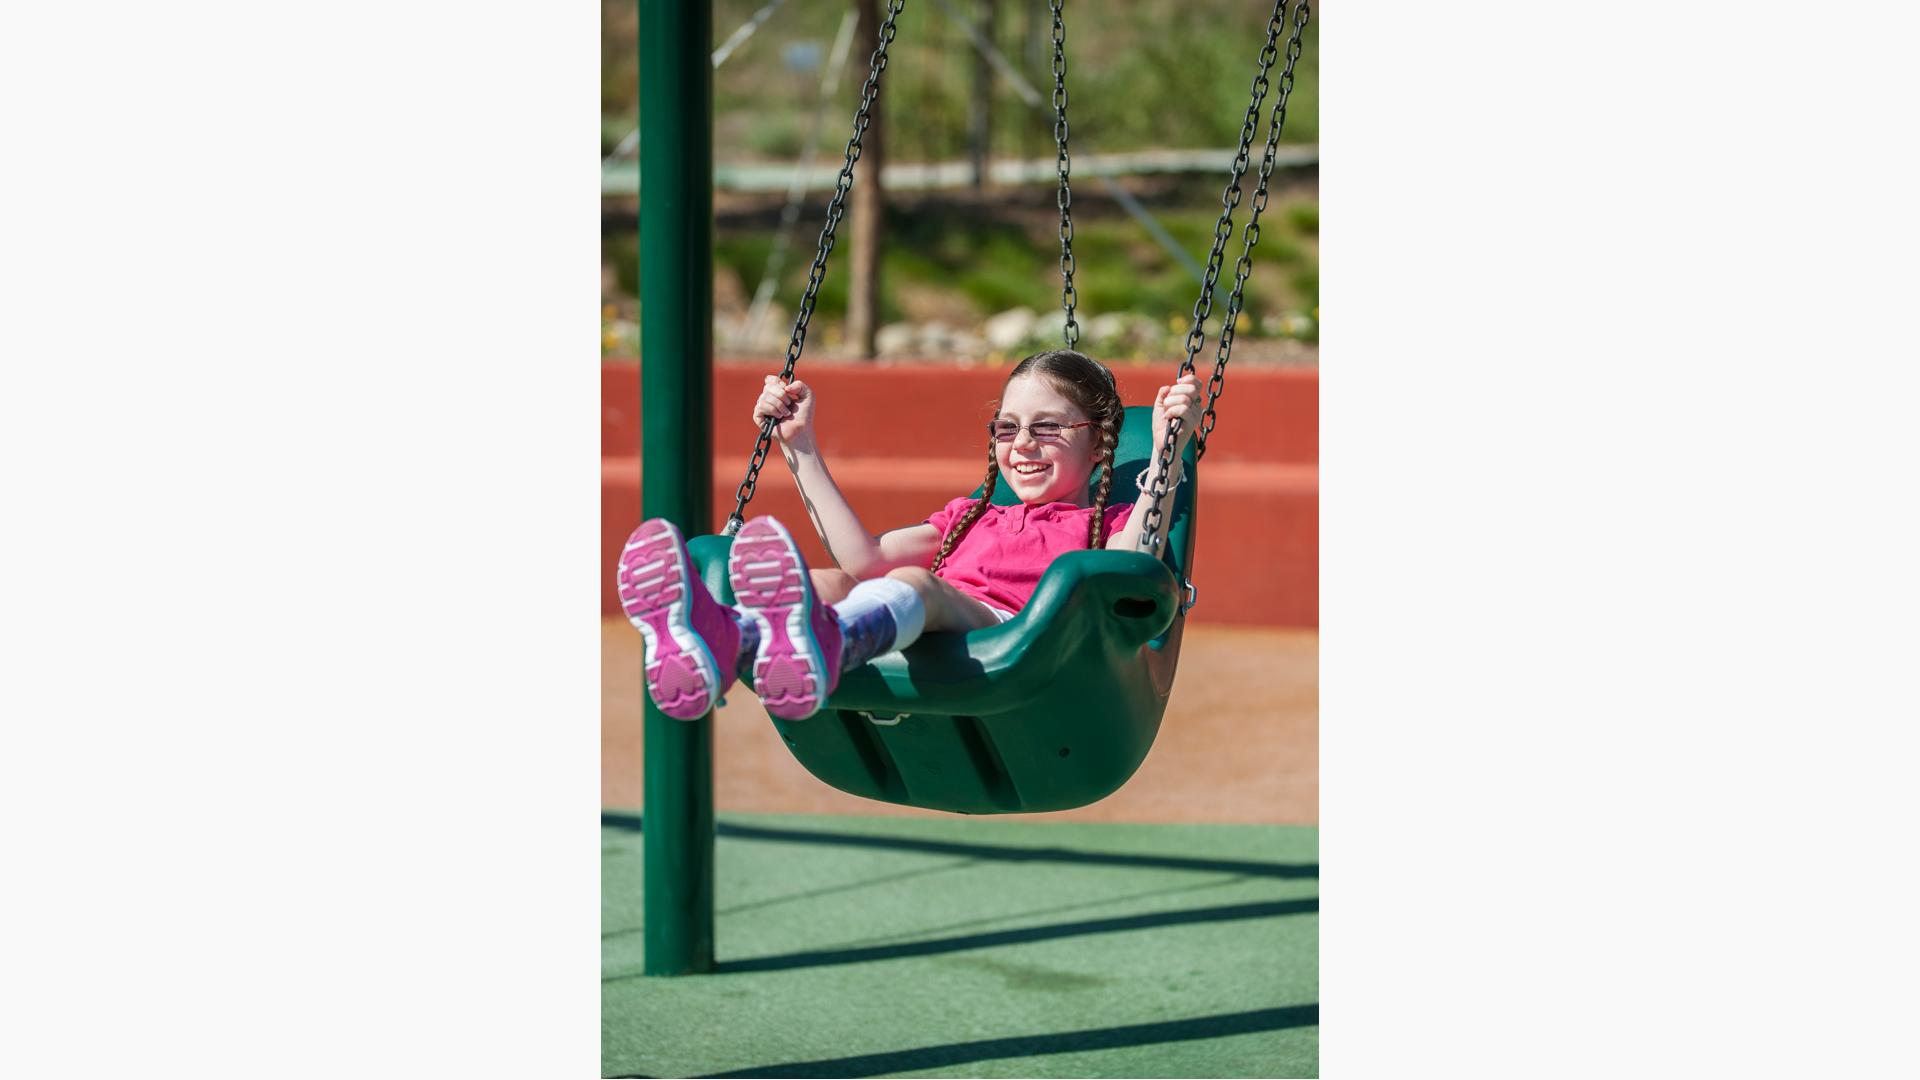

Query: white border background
[4,1,1918,1076]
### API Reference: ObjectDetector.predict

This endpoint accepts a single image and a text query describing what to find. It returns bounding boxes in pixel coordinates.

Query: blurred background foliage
[603,0,1319,362]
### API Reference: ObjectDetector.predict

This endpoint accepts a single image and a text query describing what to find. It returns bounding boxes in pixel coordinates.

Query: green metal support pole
[638,0,715,976]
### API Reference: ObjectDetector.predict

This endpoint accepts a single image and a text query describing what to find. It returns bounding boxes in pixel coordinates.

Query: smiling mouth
[1011,462,1050,478]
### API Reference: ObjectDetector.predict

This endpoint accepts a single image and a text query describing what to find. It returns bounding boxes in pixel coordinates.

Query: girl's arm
[1105,374,1201,553]
[869,522,943,576]
[755,377,943,578]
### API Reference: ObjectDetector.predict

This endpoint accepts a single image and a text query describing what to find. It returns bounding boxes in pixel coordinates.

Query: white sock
[837,577,926,651]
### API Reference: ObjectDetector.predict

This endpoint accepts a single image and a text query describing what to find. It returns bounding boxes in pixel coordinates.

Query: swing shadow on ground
[601,812,1317,978]
[603,813,1318,1077]
[598,812,1319,880]
[604,1004,1319,1079]
[604,896,1317,979]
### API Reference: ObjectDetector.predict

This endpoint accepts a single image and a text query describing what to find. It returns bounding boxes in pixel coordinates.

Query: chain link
[725,0,909,536]
[1050,0,1078,349]
[1138,0,1308,557]
[1197,0,1310,457]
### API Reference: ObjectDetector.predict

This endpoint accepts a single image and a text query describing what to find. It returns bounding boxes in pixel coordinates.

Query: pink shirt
[924,497,1135,614]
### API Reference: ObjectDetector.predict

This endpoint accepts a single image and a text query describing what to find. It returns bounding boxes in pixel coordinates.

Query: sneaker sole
[729,518,829,720]
[618,519,722,720]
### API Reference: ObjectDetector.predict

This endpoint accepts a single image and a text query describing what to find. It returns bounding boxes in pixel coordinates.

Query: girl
[618,349,1199,722]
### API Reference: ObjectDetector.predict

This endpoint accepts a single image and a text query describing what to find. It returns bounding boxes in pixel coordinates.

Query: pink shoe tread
[618,519,732,720]
[729,517,842,720]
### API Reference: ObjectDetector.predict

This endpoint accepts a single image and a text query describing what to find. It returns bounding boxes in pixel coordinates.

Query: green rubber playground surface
[602,812,1318,1078]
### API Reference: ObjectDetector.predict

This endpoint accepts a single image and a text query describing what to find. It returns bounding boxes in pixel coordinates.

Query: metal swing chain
[725,0,909,537]
[1136,0,1297,558]
[1050,0,1078,349]
[1197,0,1311,458]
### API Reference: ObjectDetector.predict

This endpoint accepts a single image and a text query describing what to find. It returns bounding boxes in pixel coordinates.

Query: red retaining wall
[602,360,1317,628]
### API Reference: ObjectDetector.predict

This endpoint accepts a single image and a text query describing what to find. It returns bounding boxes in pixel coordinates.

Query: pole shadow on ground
[602,896,1316,979]
[600,812,1319,879]
[602,812,1318,1076]
[606,1004,1319,1079]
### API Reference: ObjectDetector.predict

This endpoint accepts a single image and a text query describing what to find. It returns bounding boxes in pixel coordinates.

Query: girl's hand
[1148,373,1202,458]
[752,376,816,445]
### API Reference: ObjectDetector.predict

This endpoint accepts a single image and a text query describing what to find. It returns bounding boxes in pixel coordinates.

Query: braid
[1086,411,1119,548]
[930,438,1000,574]
[942,347,1124,568]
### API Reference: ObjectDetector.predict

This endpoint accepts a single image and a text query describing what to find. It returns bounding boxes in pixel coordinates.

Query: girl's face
[993,375,1102,506]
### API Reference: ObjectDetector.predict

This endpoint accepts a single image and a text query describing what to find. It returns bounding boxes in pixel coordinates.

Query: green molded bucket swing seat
[685,404,1198,815]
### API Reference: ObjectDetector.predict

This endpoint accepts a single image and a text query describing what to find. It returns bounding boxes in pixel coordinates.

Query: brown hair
[929,349,1124,573]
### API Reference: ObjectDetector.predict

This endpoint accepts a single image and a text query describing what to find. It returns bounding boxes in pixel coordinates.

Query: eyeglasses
[988,418,1095,443]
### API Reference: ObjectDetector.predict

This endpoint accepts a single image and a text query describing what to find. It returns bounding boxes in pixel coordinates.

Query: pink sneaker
[618,518,741,720]
[728,516,843,720]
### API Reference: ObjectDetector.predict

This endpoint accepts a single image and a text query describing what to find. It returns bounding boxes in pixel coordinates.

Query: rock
[712,266,748,311]
[1121,315,1165,353]
[716,301,792,352]
[1084,312,1129,345]
[983,307,1038,351]
[1032,308,1075,348]
[752,302,791,349]
[875,322,916,357]
[915,320,957,355]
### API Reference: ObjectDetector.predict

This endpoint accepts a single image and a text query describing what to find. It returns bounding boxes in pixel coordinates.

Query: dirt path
[602,619,1317,824]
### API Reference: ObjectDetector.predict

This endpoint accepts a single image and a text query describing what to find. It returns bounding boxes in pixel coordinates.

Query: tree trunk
[1021,0,1040,165]
[968,0,996,191]
[846,0,884,360]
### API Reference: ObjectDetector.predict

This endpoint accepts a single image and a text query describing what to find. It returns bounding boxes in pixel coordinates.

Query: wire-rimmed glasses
[988,418,1095,443]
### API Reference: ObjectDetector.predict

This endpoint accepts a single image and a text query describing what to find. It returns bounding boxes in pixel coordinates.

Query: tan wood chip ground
[602,619,1317,824]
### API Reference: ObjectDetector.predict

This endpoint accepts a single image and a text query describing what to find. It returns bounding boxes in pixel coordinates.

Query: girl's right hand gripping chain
[753,376,816,447]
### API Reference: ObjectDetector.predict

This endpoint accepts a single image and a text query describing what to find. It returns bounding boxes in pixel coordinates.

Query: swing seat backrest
[686,404,1198,814]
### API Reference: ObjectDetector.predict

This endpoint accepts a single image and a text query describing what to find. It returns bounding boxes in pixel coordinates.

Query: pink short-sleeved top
[923,497,1135,614]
